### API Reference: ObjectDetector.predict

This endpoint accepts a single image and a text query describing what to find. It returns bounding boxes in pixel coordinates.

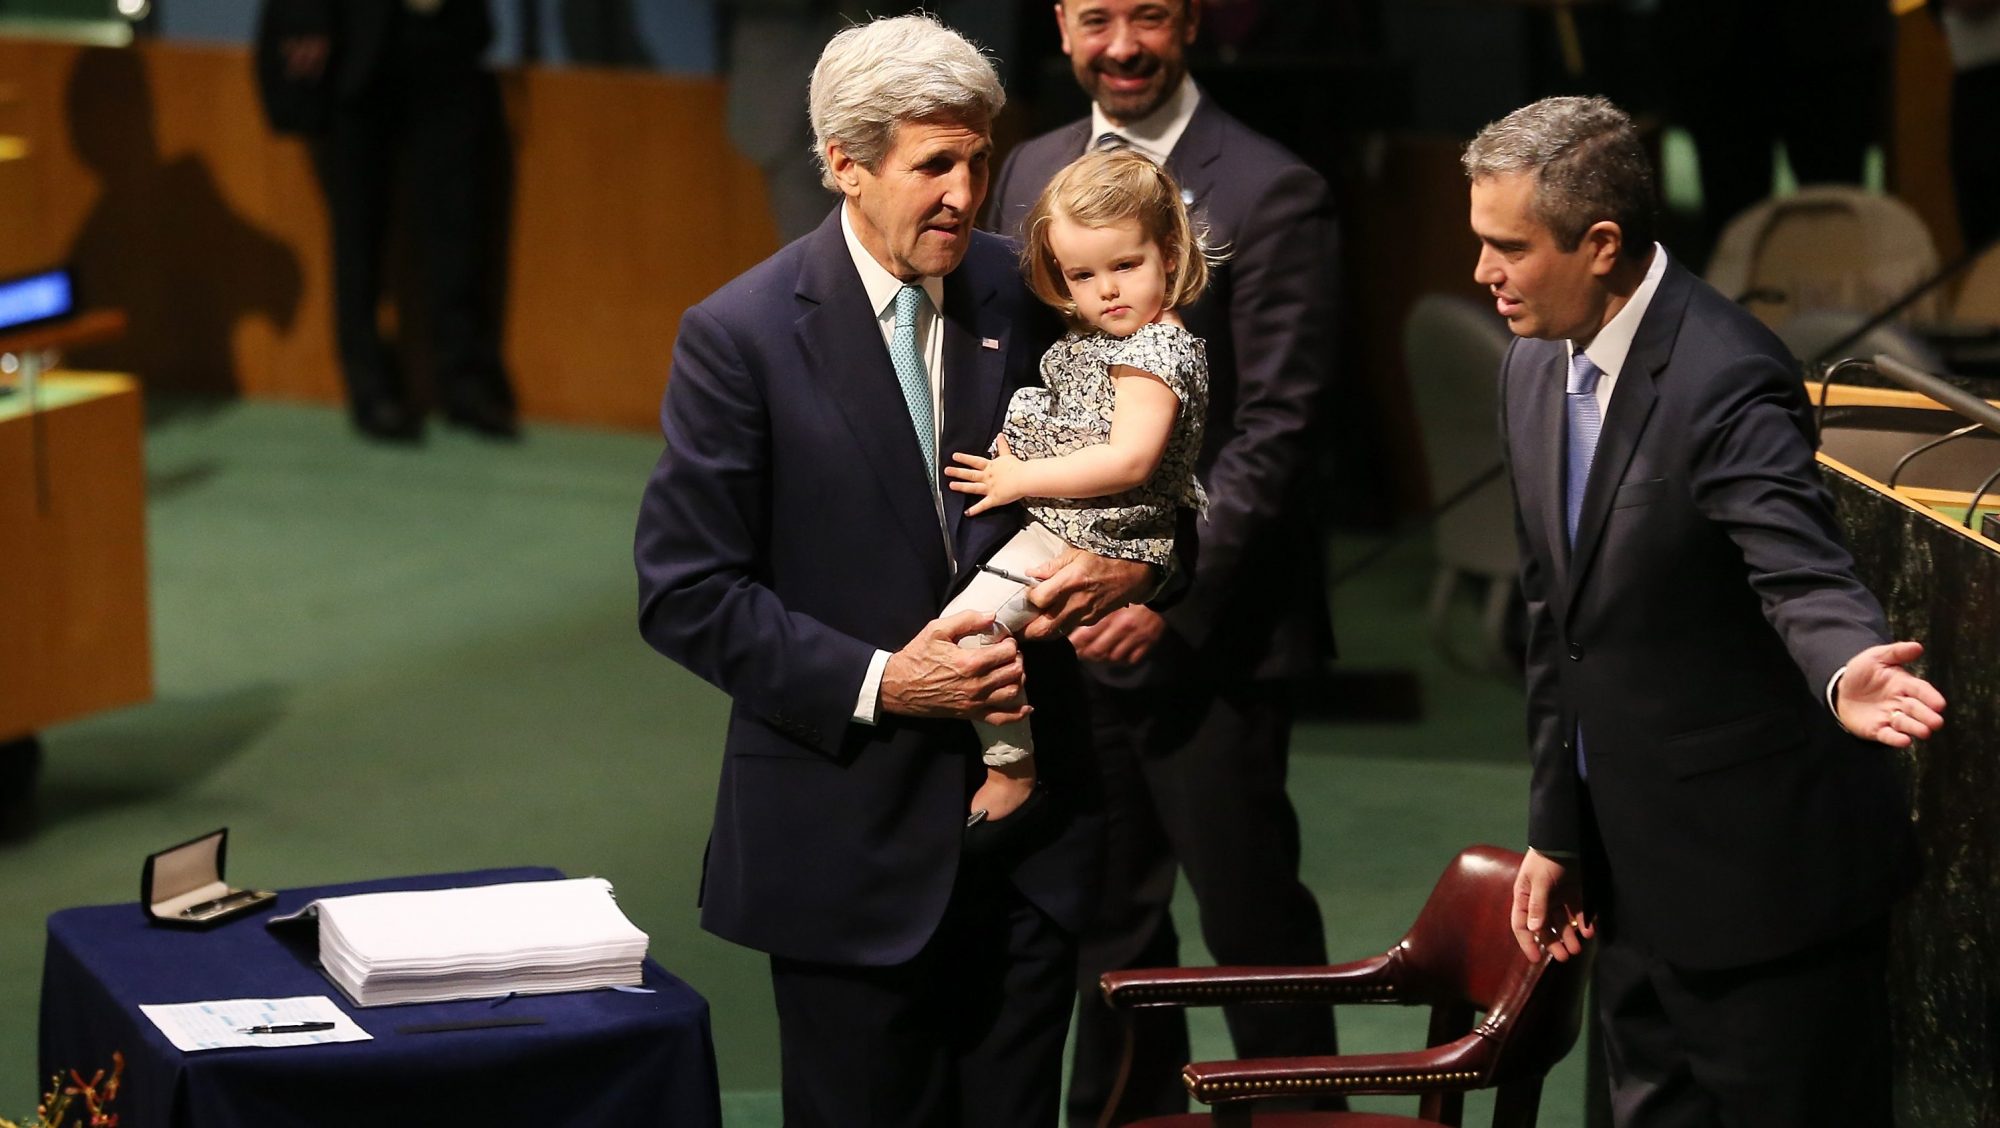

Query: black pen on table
[239,1021,336,1035]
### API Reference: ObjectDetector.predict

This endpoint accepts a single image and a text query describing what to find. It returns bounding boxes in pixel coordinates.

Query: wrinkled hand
[880,610,1029,725]
[1511,849,1593,963]
[281,34,331,81]
[1836,641,1946,748]
[946,435,1028,516]
[1016,548,1154,641]
[1068,604,1167,665]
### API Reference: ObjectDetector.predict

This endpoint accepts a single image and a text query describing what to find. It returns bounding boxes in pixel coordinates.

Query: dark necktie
[1094,131,1129,152]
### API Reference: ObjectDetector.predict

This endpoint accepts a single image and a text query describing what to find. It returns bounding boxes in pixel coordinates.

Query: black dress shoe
[443,400,520,440]
[351,400,423,443]
[963,783,1061,864]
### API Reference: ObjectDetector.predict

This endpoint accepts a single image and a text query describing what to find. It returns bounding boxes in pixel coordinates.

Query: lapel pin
[981,337,1001,350]
[1181,188,1196,206]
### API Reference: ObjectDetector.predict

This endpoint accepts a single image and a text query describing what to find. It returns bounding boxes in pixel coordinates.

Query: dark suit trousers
[1066,680,1335,1123]
[1595,918,1891,1128]
[769,862,1075,1128]
[312,35,511,419]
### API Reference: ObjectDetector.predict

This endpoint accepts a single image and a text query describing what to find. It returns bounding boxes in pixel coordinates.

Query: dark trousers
[770,868,1075,1128]
[1595,918,1892,1128]
[1953,63,2000,252]
[1657,0,1890,255]
[312,41,511,421]
[1066,680,1335,1124]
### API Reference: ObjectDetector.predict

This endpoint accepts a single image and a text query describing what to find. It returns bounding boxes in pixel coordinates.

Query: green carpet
[0,398,1580,1127]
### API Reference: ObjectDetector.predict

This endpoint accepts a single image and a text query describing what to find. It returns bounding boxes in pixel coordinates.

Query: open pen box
[143,828,275,929]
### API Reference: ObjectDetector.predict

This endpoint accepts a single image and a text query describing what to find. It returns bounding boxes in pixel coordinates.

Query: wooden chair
[1098,845,1591,1128]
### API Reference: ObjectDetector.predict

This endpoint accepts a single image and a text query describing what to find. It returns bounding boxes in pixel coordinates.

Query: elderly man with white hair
[635,14,1159,1125]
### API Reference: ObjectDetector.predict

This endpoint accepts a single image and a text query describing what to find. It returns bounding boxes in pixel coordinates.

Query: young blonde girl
[943,148,1211,830]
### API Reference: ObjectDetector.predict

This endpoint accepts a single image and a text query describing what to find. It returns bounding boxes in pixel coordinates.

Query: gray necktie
[890,285,936,482]
[1095,131,1129,152]
[1564,349,1604,779]
[1565,352,1605,547]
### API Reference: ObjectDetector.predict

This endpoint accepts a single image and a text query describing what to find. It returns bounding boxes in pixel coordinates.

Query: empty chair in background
[1404,293,1520,676]
[1704,186,1941,332]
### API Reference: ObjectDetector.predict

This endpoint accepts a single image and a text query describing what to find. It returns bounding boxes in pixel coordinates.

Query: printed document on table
[139,995,370,1052]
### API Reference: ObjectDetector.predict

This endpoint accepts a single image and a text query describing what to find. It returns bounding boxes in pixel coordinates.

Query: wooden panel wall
[0,36,780,431]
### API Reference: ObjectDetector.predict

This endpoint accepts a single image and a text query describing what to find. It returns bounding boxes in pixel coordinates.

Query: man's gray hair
[809,14,1005,191]
[1463,95,1657,260]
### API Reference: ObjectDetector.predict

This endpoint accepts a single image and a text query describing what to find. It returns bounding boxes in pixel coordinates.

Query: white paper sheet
[139,995,371,1053]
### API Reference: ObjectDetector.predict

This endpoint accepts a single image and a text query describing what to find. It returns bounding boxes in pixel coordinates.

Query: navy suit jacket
[984,97,1337,686]
[635,209,1094,966]
[1500,256,1905,970]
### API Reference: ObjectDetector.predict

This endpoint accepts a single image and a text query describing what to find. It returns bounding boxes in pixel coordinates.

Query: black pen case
[142,828,276,929]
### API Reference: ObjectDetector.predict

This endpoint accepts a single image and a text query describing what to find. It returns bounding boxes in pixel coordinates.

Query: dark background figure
[0,736,40,842]
[299,0,516,441]
[1655,0,1893,267]
[558,0,654,68]
[985,1,1341,1120]
[1943,0,2000,250]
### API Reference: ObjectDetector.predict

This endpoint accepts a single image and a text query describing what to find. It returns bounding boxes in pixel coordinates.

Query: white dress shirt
[1090,76,1201,164]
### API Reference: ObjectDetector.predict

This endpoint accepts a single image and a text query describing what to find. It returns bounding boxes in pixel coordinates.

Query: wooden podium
[0,316,150,739]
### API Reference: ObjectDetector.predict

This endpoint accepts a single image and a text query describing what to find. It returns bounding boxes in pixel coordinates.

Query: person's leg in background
[405,54,516,437]
[315,87,414,441]
[1066,682,1190,1125]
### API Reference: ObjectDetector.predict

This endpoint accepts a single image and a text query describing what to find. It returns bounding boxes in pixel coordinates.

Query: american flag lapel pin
[981,337,1001,350]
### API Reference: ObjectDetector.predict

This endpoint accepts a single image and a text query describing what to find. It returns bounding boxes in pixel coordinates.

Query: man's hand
[1835,641,1946,749]
[880,610,1029,724]
[1511,848,1593,963]
[1015,548,1154,641]
[1068,604,1167,665]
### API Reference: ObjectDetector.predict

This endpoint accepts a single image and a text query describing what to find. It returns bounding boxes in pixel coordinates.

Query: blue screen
[0,269,74,332]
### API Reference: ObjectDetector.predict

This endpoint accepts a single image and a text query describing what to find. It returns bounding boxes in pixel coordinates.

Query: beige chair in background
[1705,185,1941,332]
[1404,294,1520,676]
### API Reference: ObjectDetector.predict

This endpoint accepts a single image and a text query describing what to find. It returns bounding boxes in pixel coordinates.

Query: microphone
[1871,355,2000,439]
[1887,422,1983,491]
[1964,461,2000,532]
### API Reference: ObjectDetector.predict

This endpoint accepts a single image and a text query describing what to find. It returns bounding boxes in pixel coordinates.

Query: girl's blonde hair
[1020,149,1212,327]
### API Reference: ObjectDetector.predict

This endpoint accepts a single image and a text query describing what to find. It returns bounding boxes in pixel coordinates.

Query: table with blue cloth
[38,867,721,1127]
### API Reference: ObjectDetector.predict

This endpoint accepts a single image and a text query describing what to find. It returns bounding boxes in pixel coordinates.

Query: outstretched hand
[1836,641,1946,748]
[946,435,1030,516]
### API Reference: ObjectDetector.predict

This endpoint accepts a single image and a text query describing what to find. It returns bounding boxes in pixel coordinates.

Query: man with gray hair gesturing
[1467,95,1945,1125]
[635,14,1159,1126]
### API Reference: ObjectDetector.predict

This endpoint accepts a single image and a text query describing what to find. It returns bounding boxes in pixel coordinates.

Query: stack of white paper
[296,878,649,1007]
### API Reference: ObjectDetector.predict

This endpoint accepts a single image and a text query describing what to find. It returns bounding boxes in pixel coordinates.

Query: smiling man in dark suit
[983,1,1340,1120]
[635,15,1159,1127]
[1468,95,1945,1127]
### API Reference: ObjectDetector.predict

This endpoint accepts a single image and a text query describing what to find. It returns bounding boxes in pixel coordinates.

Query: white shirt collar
[1089,76,1200,164]
[1571,243,1668,379]
[840,202,945,318]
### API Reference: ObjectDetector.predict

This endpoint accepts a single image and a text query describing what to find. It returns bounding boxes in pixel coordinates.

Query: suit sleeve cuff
[854,649,892,725]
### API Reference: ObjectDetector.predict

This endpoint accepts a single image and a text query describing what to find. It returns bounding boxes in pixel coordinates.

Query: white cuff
[1826,665,1847,719]
[854,649,892,725]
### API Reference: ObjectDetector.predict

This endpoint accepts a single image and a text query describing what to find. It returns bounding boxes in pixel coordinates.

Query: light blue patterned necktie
[890,284,936,483]
[1565,349,1604,780]
[1564,351,1604,546]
